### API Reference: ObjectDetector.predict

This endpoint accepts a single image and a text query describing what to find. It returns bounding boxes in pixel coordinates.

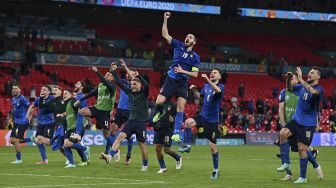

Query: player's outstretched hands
[164,12,171,20]
[134,70,139,77]
[110,62,117,71]
[119,59,126,67]
[91,66,98,72]
[201,73,210,81]
[74,100,80,107]
[296,67,303,80]
[286,72,293,79]
[174,64,184,74]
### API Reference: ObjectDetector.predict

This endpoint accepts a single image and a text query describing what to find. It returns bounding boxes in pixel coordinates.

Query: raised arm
[119,59,136,80]
[296,67,320,95]
[111,70,132,94]
[190,85,201,99]
[139,75,149,96]
[201,74,222,93]
[162,12,173,44]
[92,66,116,93]
[78,88,98,103]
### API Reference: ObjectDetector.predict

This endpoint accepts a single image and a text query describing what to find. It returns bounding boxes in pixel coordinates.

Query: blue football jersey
[292,84,324,127]
[167,38,200,80]
[200,83,225,123]
[117,79,130,110]
[12,95,30,124]
[34,95,55,125]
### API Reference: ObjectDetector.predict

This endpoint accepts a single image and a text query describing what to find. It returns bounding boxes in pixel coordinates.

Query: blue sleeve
[315,85,324,100]
[279,89,286,103]
[33,97,39,107]
[21,97,30,107]
[171,38,183,49]
[293,84,302,92]
[193,53,201,68]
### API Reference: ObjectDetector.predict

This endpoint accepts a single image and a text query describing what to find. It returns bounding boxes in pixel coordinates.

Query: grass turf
[0,145,334,188]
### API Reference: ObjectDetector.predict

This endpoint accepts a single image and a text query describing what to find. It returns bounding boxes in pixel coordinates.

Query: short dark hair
[131,78,141,83]
[213,68,222,75]
[63,88,72,93]
[42,85,52,92]
[79,80,88,93]
[311,66,322,76]
[54,85,63,91]
[12,83,21,88]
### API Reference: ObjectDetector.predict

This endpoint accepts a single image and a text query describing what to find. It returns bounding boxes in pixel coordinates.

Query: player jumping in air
[153,12,200,143]
[277,67,324,184]
[179,69,224,180]
[74,65,119,162]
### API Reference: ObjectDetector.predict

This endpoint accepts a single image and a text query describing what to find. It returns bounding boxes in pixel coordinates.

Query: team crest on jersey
[190,54,193,58]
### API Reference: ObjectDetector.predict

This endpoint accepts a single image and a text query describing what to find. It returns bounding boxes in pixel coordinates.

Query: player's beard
[307,80,314,84]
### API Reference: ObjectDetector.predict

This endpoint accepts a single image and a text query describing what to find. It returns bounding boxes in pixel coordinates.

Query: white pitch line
[0,173,165,184]
[2,182,163,188]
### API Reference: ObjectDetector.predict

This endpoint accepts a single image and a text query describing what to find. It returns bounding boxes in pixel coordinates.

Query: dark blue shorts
[113,108,129,127]
[89,106,110,130]
[121,120,147,143]
[160,77,189,100]
[194,115,219,144]
[154,127,173,147]
[36,123,56,139]
[285,120,316,146]
[10,123,28,139]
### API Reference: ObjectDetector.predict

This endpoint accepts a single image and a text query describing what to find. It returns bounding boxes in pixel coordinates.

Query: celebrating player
[9,84,30,164]
[153,100,182,173]
[63,88,90,168]
[74,65,118,161]
[26,85,55,164]
[110,61,135,165]
[101,60,150,171]
[153,12,200,143]
[276,72,323,181]
[179,69,224,180]
[277,67,324,183]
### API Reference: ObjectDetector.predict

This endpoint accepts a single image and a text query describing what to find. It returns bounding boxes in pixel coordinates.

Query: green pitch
[0,145,334,188]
